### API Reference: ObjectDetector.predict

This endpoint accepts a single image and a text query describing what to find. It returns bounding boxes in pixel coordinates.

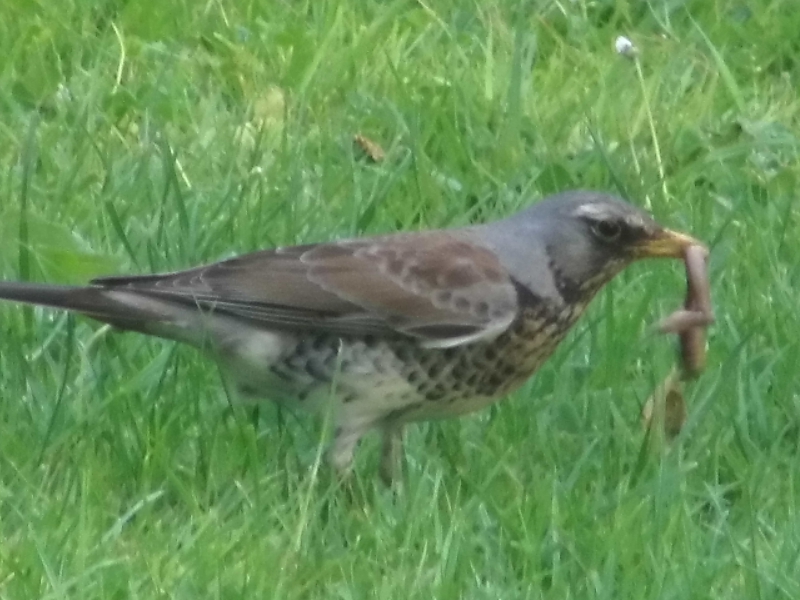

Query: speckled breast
[379,300,588,422]
[261,300,589,424]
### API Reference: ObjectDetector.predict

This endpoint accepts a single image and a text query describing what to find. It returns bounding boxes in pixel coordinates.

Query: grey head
[475,190,696,305]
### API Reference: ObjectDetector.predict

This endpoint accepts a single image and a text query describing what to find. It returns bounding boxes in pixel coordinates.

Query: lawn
[1,0,799,598]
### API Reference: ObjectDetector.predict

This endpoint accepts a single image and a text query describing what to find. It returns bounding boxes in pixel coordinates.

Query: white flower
[614,35,638,58]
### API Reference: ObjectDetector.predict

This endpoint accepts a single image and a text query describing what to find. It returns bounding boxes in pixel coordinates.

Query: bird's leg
[327,426,364,482]
[379,422,405,488]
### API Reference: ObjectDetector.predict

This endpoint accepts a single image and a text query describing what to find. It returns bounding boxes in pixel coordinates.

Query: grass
[1,0,799,597]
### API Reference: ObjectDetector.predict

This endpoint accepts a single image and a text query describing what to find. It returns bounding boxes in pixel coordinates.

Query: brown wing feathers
[90,232,520,346]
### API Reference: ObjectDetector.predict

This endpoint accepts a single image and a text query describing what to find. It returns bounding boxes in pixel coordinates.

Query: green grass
[1,0,799,597]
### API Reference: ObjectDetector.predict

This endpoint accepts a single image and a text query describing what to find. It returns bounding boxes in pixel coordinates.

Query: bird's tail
[0,282,101,312]
[0,282,160,333]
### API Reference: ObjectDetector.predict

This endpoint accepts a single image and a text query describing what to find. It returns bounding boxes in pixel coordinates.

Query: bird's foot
[379,423,405,489]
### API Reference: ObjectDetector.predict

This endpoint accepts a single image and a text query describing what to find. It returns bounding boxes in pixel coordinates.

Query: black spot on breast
[312,336,330,352]
[306,358,330,382]
[371,356,392,375]
[425,386,448,402]
[385,402,423,422]
[500,362,518,379]
[441,347,457,360]
[451,362,470,381]
[269,366,294,383]
[465,373,480,388]
[482,372,507,394]
[394,345,412,362]
[454,296,470,311]
[436,290,453,303]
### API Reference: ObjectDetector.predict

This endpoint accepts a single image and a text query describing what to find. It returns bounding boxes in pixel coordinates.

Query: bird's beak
[634,228,705,259]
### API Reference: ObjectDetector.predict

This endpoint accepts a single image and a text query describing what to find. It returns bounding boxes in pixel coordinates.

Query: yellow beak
[635,228,705,259]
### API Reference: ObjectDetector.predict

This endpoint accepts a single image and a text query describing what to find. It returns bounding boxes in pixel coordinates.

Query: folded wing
[92,232,520,348]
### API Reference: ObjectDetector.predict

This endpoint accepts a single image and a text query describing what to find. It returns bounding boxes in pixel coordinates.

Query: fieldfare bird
[0,191,702,483]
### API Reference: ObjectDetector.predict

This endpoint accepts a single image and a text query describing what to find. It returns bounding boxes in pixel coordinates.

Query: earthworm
[657,244,714,378]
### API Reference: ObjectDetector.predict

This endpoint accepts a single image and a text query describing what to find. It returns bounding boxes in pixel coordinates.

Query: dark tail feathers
[0,282,153,332]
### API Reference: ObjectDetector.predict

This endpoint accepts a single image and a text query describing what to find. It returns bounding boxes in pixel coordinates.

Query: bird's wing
[92,232,520,348]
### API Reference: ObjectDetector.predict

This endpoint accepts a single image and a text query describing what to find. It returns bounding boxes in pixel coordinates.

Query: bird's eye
[592,219,623,242]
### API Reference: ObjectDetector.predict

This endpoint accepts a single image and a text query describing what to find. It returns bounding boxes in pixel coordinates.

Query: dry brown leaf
[353,134,385,163]
[642,369,687,442]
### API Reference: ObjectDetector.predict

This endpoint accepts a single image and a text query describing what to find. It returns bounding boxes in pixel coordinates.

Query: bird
[0,190,701,484]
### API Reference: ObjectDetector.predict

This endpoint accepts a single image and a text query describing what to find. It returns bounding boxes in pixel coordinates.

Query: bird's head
[481,190,703,304]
